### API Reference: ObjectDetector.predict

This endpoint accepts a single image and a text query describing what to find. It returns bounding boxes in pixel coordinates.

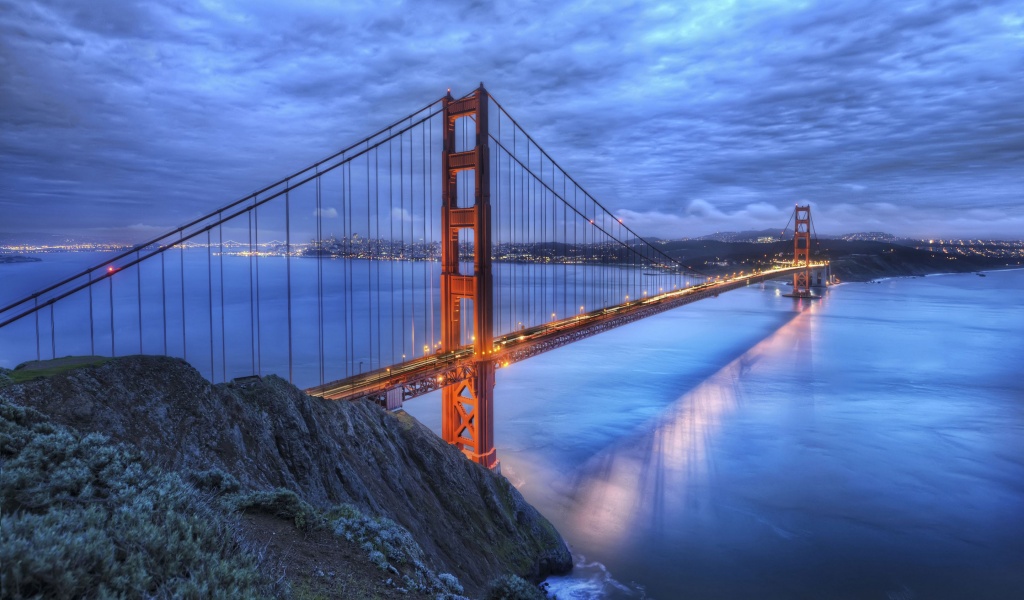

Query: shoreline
[859,265,1023,284]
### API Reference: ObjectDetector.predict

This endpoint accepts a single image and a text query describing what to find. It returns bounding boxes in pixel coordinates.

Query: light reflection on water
[563,304,813,555]
[412,271,1024,599]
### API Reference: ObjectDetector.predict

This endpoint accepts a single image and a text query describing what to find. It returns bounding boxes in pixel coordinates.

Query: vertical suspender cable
[422,117,428,355]
[161,252,167,356]
[340,162,349,377]
[35,298,40,361]
[254,203,262,375]
[248,209,255,375]
[389,130,395,365]
[110,275,116,357]
[219,220,226,382]
[316,171,324,386]
[137,250,143,354]
[207,230,214,381]
[180,232,186,361]
[427,117,434,351]
[286,184,293,384]
[403,127,411,360]
[348,158,355,376]
[376,145,382,368]
[365,148,373,372]
[89,272,96,356]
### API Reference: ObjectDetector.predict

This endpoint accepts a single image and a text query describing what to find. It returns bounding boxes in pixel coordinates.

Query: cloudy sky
[1,0,1022,242]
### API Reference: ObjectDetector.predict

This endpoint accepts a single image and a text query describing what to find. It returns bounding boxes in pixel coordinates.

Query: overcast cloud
[1,0,1022,241]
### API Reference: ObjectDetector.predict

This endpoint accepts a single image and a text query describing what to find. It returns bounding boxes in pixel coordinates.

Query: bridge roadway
[306,264,826,404]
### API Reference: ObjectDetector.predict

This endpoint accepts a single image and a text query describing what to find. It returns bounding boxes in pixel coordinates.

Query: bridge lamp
[551,312,556,319]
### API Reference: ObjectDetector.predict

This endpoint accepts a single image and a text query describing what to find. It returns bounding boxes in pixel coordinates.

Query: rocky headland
[0,356,571,599]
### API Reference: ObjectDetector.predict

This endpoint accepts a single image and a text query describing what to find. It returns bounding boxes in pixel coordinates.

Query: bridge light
[107,266,115,273]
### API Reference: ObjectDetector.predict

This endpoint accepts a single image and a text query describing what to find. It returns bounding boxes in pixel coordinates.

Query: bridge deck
[306,264,825,404]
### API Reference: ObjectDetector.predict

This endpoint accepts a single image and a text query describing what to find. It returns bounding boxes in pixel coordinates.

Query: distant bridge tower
[440,85,498,470]
[793,205,812,296]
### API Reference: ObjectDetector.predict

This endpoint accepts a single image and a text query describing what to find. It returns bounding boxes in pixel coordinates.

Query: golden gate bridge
[0,84,827,471]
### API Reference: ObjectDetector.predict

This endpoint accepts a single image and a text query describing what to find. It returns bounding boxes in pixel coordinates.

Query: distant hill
[660,238,1019,281]
[694,228,792,243]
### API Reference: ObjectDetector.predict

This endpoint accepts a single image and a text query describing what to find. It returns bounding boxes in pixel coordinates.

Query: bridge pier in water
[440,85,498,470]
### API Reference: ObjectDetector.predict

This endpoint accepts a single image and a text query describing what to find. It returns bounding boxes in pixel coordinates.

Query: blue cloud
[0,0,1021,240]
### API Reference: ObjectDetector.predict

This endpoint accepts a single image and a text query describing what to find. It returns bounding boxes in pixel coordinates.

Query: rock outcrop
[1,356,571,596]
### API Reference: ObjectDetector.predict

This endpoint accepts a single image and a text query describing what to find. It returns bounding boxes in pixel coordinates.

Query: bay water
[407,269,1024,599]
[3,253,1022,598]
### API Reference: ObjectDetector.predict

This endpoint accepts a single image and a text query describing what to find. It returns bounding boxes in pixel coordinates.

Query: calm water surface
[4,255,1023,598]
[407,270,1024,599]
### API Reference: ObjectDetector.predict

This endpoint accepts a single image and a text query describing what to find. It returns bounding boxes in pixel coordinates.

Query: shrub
[0,398,274,599]
[232,488,323,531]
[190,468,242,495]
[484,574,546,600]
[331,503,470,597]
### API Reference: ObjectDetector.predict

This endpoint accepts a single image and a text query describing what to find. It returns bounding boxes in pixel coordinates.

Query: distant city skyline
[1,1,1022,241]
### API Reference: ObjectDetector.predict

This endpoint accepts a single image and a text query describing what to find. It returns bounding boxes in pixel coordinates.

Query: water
[405,270,1024,599]
[1,251,677,380]
[4,255,1023,598]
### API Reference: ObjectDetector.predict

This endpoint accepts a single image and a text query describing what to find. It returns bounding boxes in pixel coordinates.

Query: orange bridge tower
[440,85,497,470]
[793,205,812,296]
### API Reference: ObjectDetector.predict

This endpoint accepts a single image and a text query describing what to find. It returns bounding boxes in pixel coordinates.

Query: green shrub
[484,574,546,600]
[331,503,470,598]
[232,488,323,531]
[189,468,242,495]
[0,398,275,599]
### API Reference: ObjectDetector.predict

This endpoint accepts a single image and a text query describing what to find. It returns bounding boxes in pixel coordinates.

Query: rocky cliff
[1,356,571,598]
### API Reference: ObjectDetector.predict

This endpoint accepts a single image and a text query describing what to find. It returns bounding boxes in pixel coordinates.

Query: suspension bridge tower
[792,204,813,296]
[440,84,498,470]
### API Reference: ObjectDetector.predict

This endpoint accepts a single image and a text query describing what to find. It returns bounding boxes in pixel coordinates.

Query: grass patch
[6,356,110,384]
